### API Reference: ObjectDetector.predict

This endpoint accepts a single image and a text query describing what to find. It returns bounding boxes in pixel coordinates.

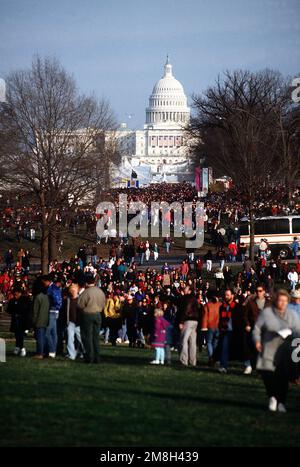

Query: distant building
[111,58,193,184]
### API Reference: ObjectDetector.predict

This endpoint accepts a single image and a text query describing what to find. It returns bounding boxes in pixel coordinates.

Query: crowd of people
[1,238,300,414]
[2,182,300,414]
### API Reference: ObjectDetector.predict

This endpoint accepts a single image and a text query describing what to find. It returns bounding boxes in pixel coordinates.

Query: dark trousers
[219,331,232,369]
[108,318,121,346]
[14,318,24,349]
[261,369,289,404]
[80,313,101,363]
[35,327,47,355]
[127,322,138,346]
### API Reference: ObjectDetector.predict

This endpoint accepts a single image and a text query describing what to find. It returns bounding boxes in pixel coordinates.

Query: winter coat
[178,295,200,323]
[47,283,63,311]
[219,300,236,333]
[151,316,170,348]
[202,301,221,330]
[244,297,271,329]
[7,295,31,332]
[32,292,49,328]
[104,297,122,319]
[253,306,300,372]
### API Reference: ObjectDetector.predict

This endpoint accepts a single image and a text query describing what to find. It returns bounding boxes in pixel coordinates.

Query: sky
[0,0,299,127]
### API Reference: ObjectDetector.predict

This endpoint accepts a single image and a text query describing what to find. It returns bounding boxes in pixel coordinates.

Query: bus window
[239,222,249,235]
[254,220,276,235]
[292,218,300,234]
[275,219,290,234]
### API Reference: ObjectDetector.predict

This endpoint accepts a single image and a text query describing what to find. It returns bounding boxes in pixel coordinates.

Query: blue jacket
[47,283,62,311]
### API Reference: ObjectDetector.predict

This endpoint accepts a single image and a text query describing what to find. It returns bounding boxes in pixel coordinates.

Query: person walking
[243,284,271,375]
[204,250,213,273]
[178,287,201,367]
[153,243,159,262]
[150,308,170,365]
[46,275,63,358]
[7,286,31,357]
[218,289,237,374]
[291,237,299,260]
[31,279,50,359]
[288,289,300,384]
[78,274,106,363]
[254,289,300,413]
[287,268,298,291]
[65,284,84,361]
[103,292,122,346]
[201,295,221,366]
[228,241,238,263]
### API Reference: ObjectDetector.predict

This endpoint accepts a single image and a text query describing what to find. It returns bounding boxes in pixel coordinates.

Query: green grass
[0,339,299,447]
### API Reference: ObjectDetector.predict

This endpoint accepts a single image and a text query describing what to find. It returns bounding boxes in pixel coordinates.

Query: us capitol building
[113,57,193,184]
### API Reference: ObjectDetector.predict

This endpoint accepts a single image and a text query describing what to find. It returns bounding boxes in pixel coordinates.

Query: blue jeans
[118,322,128,341]
[155,347,165,363]
[207,328,219,359]
[220,331,232,369]
[46,312,58,354]
[36,327,46,355]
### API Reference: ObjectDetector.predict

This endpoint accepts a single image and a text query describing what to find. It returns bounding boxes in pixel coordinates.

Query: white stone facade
[113,58,192,184]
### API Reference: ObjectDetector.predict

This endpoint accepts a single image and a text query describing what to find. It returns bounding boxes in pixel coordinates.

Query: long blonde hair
[154,308,164,317]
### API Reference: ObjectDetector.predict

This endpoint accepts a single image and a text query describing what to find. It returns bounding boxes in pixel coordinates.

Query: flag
[127,179,139,188]
[195,166,201,192]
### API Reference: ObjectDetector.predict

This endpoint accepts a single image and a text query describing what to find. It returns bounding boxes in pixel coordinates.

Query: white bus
[239,215,300,258]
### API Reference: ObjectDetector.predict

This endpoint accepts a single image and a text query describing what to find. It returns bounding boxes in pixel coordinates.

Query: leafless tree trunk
[0,56,117,271]
[188,69,284,261]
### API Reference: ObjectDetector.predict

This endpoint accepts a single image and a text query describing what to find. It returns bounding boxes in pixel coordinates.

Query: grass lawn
[0,339,299,447]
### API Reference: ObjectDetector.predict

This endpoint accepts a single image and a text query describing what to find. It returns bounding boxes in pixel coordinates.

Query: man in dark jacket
[32,280,50,359]
[122,295,139,347]
[242,284,271,374]
[178,287,201,367]
[218,289,237,374]
[7,286,31,357]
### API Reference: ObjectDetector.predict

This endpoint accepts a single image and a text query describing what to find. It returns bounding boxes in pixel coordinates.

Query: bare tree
[1,56,116,272]
[188,69,285,260]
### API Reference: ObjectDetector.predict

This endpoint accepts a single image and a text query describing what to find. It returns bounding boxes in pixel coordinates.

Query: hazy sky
[1,0,299,127]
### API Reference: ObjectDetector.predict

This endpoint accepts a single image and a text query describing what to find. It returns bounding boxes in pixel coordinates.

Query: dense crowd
[1,239,300,414]
[2,181,300,414]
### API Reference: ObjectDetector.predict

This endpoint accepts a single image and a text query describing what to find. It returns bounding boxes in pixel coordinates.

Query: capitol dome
[145,57,190,127]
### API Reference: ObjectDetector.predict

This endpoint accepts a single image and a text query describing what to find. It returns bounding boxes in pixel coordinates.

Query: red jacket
[202,301,221,329]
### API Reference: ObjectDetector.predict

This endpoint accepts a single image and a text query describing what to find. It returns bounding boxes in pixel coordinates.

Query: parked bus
[239,216,300,258]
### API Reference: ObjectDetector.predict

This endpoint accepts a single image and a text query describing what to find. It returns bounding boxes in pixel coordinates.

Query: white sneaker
[160,362,165,365]
[20,348,26,357]
[150,360,160,365]
[244,366,252,375]
[268,397,277,412]
[48,352,56,359]
[277,403,287,413]
[218,367,227,374]
[116,338,122,344]
[13,347,20,355]
[124,340,130,344]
